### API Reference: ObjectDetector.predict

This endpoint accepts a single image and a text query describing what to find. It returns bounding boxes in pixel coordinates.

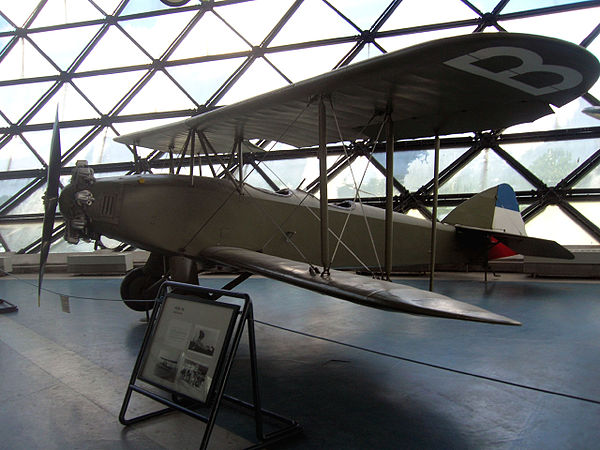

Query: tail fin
[442,183,525,235]
[443,184,573,260]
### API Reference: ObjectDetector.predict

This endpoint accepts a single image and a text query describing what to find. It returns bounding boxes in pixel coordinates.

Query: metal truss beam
[306,151,358,195]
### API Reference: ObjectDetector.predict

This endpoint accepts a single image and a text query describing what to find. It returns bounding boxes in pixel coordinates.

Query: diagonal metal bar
[249,160,280,191]
[206,0,304,107]
[490,144,546,189]
[557,201,600,243]
[322,0,363,34]
[334,0,403,68]
[0,178,45,215]
[473,0,510,32]
[306,152,359,195]
[417,143,482,197]
[557,148,600,189]
[21,223,66,254]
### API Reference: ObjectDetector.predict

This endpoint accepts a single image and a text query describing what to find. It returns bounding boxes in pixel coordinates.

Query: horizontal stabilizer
[456,225,574,260]
[200,246,520,326]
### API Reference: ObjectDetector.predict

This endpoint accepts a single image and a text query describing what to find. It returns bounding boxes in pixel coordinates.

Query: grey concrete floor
[0,273,599,449]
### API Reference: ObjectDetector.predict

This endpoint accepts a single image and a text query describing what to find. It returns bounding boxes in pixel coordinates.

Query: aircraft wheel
[120,267,161,311]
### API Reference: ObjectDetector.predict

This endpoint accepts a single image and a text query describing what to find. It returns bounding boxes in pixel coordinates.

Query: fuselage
[59,174,477,270]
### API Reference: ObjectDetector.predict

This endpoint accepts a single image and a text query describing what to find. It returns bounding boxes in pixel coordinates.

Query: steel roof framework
[0,0,599,253]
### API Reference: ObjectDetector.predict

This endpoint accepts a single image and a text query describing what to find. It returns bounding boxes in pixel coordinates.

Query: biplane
[39,33,600,326]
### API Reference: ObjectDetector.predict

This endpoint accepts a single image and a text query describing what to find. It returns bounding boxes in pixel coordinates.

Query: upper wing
[115,33,599,153]
[200,246,520,326]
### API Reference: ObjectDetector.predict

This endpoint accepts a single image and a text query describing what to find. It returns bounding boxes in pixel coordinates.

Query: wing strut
[189,128,195,185]
[318,96,330,276]
[429,134,440,291]
[384,115,394,280]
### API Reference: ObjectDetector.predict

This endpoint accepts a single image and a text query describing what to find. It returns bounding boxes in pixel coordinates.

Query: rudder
[442,183,525,236]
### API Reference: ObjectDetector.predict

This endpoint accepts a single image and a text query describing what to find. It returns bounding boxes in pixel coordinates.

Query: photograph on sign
[139,294,238,404]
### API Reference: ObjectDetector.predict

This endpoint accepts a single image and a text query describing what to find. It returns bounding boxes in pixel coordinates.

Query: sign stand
[119,281,301,449]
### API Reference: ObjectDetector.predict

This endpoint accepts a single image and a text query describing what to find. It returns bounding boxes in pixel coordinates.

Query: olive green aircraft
[39,33,600,326]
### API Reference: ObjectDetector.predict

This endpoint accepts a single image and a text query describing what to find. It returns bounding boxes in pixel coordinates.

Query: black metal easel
[119,281,301,449]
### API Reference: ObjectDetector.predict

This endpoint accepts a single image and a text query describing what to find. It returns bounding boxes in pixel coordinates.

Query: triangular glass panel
[0,37,11,53]
[119,10,196,59]
[216,57,289,105]
[329,155,398,198]
[217,0,295,46]
[70,127,133,165]
[252,157,313,191]
[0,223,43,252]
[168,11,251,60]
[571,202,600,237]
[167,58,244,105]
[92,0,122,15]
[269,0,358,47]
[0,81,54,123]
[29,24,102,71]
[325,0,391,30]
[503,0,596,14]
[0,135,45,171]
[346,43,384,65]
[465,0,503,14]
[0,178,36,209]
[239,164,272,190]
[8,184,45,215]
[0,13,13,32]
[436,206,454,222]
[502,7,600,45]
[574,164,600,189]
[73,70,145,114]
[406,208,427,220]
[501,138,600,187]
[76,25,152,72]
[1,0,40,27]
[28,82,100,125]
[0,38,59,81]
[120,0,178,15]
[266,43,354,83]
[504,97,600,134]
[379,0,479,32]
[119,71,197,115]
[31,0,104,27]
[376,25,477,53]
[21,126,94,164]
[439,148,534,194]
[525,204,598,245]
[374,147,469,192]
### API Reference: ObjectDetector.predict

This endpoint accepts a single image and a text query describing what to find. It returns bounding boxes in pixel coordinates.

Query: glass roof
[0,0,599,252]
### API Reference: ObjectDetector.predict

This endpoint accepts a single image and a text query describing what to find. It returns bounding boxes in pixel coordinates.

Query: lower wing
[199,246,520,326]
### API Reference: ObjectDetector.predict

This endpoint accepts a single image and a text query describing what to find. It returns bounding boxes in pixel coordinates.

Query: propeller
[38,109,62,306]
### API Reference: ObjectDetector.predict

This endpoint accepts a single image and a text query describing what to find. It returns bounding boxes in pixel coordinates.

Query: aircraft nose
[58,161,97,244]
[58,183,74,218]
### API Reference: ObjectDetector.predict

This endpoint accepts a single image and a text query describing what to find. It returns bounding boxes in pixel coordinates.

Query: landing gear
[120,253,199,312]
[120,267,163,312]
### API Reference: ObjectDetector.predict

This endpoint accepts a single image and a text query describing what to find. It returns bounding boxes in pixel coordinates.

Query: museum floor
[0,273,599,449]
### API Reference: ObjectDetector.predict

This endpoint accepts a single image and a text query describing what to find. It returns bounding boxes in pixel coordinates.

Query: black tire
[120,267,160,312]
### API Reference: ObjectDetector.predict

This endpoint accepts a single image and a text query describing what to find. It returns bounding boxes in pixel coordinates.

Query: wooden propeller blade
[38,110,62,306]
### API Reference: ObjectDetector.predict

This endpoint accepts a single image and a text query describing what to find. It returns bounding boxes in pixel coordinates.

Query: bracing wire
[328,97,386,275]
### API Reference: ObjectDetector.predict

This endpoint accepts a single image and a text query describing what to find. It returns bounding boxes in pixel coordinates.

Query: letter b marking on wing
[444,46,583,96]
